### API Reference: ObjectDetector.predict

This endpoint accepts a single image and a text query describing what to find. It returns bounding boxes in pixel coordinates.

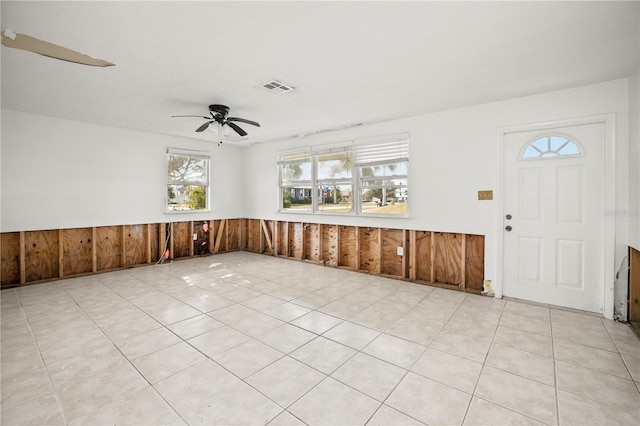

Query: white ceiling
[2,1,638,146]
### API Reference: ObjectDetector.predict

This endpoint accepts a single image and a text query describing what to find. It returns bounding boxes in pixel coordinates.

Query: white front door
[503,122,605,313]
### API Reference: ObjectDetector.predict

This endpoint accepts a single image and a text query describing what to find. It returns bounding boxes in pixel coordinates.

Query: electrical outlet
[478,190,493,200]
[193,233,198,241]
[397,246,404,256]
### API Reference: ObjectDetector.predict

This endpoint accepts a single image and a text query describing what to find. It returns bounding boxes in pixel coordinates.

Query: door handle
[505,225,513,232]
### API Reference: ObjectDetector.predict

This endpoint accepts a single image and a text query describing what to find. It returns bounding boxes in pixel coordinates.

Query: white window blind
[167,149,210,186]
[277,150,312,165]
[354,138,409,167]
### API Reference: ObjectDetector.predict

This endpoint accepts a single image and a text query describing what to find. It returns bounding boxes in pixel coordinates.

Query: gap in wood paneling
[193,220,210,255]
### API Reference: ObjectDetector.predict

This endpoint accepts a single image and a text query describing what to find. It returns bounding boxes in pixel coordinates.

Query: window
[316,146,353,214]
[279,150,313,212]
[167,149,210,211]
[355,138,408,216]
[277,135,409,216]
[521,135,583,159]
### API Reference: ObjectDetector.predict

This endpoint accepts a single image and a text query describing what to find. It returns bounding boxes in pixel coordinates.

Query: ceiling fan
[172,104,260,139]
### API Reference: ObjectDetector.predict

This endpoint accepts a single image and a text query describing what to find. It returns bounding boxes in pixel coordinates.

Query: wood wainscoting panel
[381,228,403,277]
[24,229,60,282]
[1,232,21,287]
[95,226,122,271]
[338,225,357,269]
[62,227,94,276]
[433,232,463,286]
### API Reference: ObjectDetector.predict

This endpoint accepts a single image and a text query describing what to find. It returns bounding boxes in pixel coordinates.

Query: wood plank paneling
[321,224,339,267]
[339,225,357,269]
[0,221,485,295]
[124,224,147,267]
[304,223,321,261]
[381,228,403,277]
[289,222,303,259]
[247,219,261,253]
[414,231,432,282]
[149,223,160,262]
[213,219,226,253]
[63,227,94,276]
[465,234,485,291]
[172,222,191,259]
[1,232,21,287]
[434,232,463,285]
[227,219,242,252]
[276,221,289,256]
[358,227,380,273]
[95,226,122,271]
[262,220,274,256]
[24,230,59,282]
[630,247,640,322]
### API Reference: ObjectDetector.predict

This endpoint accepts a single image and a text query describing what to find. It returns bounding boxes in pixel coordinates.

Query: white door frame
[495,114,616,319]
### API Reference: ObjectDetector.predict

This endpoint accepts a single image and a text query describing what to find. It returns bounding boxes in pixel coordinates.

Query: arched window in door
[520,135,583,159]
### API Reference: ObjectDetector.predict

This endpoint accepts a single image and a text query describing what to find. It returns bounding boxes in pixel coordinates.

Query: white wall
[1,79,633,318]
[0,110,244,232]
[244,79,631,313]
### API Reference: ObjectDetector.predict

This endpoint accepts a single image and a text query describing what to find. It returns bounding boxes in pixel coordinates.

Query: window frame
[277,135,409,217]
[278,149,314,213]
[354,138,409,217]
[166,148,211,213]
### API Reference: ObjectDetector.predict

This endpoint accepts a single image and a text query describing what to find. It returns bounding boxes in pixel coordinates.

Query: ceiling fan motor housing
[209,104,230,118]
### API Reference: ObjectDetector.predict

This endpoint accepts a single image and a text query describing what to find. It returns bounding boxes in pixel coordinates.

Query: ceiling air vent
[259,79,295,94]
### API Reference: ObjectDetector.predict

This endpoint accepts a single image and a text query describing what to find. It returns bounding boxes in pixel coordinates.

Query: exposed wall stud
[214,219,226,253]
[19,231,26,284]
[58,229,64,278]
[146,224,152,264]
[92,227,97,272]
[409,230,417,280]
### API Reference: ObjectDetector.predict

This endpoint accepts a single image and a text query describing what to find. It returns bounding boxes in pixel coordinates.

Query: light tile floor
[1,251,639,425]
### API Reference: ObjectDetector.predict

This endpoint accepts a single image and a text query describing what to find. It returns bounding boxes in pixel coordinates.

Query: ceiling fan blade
[195,121,213,132]
[172,115,210,119]
[1,29,114,67]
[227,117,260,127]
[226,121,248,137]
